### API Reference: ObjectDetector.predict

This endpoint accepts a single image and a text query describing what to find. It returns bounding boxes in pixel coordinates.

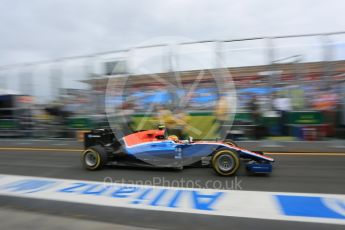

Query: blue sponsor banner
[57,182,224,211]
[1,175,345,224]
[1,179,57,194]
[276,195,345,220]
[0,178,224,211]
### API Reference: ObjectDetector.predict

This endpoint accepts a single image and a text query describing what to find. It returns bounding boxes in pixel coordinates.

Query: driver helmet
[168,135,179,142]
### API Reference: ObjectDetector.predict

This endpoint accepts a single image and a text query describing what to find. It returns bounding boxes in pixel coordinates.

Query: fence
[0,31,345,139]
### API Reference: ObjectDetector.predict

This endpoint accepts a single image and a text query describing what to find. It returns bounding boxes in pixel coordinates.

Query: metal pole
[84,56,95,114]
[214,41,223,69]
[0,71,7,90]
[322,35,334,89]
[50,62,63,101]
[167,44,180,107]
[19,68,33,96]
[214,41,227,92]
[266,37,276,110]
[266,38,275,88]
[84,56,96,81]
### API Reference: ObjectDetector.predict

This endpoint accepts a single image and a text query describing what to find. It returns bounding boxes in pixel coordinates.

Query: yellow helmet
[168,135,179,142]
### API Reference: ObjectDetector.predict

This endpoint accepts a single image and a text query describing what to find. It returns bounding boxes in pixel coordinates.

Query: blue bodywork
[123,140,274,173]
[246,161,273,173]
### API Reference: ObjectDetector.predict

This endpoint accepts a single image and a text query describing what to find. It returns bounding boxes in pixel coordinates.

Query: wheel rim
[84,151,98,167]
[217,154,233,172]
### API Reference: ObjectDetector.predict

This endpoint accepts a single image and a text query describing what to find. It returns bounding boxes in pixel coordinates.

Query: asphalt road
[0,148,344,229]
[0,149,344,193]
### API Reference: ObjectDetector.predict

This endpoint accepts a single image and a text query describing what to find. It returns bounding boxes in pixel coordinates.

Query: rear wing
[84,129,115,149]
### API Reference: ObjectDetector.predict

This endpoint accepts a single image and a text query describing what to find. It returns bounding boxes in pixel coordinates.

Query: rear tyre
[82,145,108,170]
[211,149,240,176]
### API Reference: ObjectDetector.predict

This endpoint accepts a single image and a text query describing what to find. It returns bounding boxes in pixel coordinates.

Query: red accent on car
[124,129,166,147]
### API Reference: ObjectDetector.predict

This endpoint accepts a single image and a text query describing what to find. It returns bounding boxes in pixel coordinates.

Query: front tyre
[82,145,108,170]
[211,149,240,176]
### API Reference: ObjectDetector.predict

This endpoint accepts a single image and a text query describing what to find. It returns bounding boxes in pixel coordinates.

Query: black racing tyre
[82,145,108,170]
[223,139,238,147]
[211,149,240,176]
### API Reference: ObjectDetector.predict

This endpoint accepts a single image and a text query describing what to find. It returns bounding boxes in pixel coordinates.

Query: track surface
[0,149,345,229]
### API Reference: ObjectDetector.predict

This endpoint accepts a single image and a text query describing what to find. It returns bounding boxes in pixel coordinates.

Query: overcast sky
[1,0,345,66]
[1,0,345,101]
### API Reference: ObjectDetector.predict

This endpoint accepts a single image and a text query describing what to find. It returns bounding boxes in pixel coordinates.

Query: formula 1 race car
[81,127,274,176]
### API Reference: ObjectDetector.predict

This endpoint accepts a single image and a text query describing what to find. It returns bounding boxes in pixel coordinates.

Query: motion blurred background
[0,0,345,142]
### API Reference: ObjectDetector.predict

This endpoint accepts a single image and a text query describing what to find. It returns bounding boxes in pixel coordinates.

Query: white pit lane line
[0,174,344,225]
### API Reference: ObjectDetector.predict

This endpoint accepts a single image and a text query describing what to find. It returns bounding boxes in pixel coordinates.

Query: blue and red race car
[82,127,274,176]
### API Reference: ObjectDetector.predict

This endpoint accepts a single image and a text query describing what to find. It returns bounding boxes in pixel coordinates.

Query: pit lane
[0,148,344,194]
[0,147,344,230]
